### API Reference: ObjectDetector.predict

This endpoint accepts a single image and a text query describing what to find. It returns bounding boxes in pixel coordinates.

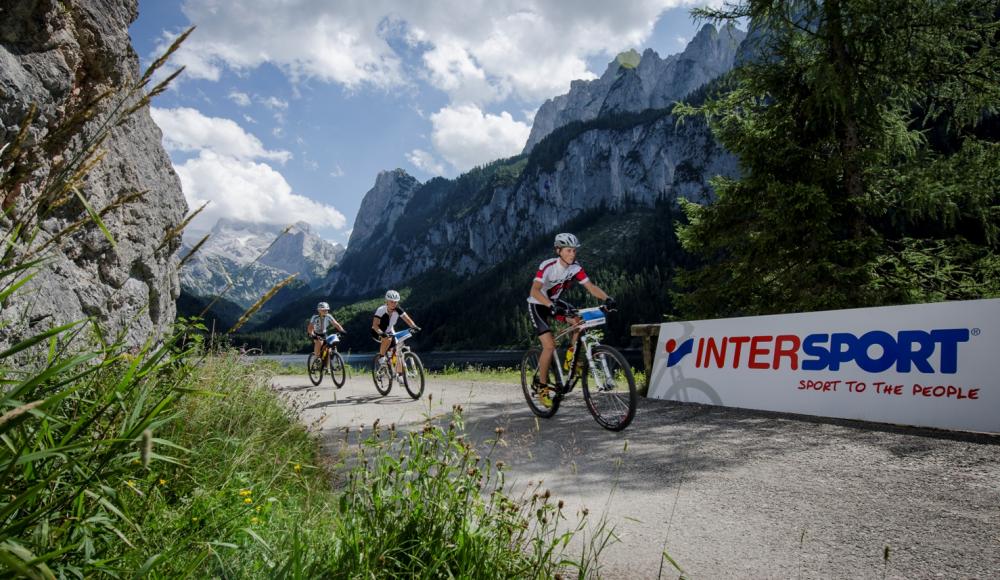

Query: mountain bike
[307,332,346,388]
[521,305,637,431]
[371,328,425,399]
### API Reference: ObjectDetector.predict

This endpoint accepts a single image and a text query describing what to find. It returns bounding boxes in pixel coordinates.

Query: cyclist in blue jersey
[307,302,346,357]
[527,233,615,407]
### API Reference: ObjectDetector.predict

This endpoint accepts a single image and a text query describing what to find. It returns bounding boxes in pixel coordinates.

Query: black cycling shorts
[370,329,397,345]
[527,300,572,336]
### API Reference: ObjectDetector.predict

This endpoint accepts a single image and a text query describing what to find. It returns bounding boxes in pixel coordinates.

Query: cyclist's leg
[538,331,556,385]
[313,337,322,357]
[529,303,556,386]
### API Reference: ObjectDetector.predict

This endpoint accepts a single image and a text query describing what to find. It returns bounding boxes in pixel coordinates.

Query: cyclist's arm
[307,321,316,336]
[401,313,417,328]
[331,315,346,333]
[582,281,608,301]
[530,280,554,307]
[371,316,383,335]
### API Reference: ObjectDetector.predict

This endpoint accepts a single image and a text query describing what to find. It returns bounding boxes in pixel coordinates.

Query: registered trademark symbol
[971,328,981,336]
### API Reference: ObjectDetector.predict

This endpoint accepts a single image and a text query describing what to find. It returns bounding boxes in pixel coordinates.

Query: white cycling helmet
[554,232,580,248]
[317,302,330,310]
[385,289,401,302]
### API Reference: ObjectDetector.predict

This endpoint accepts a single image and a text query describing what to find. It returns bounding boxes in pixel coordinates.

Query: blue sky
[129,1,714,245]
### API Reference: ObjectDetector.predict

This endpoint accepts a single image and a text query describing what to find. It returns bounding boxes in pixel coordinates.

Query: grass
[2,342,612,577]
[434,364,522,382]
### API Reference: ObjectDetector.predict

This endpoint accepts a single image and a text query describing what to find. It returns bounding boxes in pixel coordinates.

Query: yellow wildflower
[159,479,167,486]
[293,463,302,473]
[250,517,259,525]
[239,489,252,497]
[244,497,252,504]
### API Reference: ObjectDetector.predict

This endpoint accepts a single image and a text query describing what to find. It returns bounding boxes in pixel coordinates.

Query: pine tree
[674,0,1000,318]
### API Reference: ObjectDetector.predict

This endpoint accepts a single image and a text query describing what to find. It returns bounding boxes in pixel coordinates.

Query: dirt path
[273,373,1000,579]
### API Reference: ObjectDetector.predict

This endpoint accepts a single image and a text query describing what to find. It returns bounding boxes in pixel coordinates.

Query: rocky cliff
[523,23,746,153]
[347,169,422,251]
[0,0,187,346]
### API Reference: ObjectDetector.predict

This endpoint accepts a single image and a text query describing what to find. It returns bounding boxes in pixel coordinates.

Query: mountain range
[187,22,748,351]
[180,219,344,309]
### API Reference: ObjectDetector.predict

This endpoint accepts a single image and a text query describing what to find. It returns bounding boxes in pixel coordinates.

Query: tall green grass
[2,346,611,577]
[324,409,607,578]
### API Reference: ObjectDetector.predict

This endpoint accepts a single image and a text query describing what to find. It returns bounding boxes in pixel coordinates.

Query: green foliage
[675,0,1000,318]
[324,412,610,578]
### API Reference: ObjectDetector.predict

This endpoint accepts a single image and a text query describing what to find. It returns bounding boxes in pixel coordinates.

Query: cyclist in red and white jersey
[527,232,615,407]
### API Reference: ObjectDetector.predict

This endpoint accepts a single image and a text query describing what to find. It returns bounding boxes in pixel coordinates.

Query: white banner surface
[649,299,1000,433]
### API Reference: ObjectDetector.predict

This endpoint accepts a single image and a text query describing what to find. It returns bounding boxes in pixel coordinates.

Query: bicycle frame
[319,333,340,359]
[549,307,611,394]
[380,329,414,375]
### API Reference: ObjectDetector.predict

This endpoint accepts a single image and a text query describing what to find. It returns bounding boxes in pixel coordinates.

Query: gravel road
[272,373,1000,579]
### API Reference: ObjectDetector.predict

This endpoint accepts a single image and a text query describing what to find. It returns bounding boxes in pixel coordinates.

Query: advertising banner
[649,299,1000,433]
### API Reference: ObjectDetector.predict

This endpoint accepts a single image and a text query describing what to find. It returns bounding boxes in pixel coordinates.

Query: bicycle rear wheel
[520,348,560,418]
[372,355,392,396]
[581,345,637,431]
[307,353,324,386]
[401,352,425,399]
[328,351,346,388]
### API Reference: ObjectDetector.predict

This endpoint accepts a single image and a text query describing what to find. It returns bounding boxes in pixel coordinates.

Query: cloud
[406,149,446,175]
[260,96,289,110]
[330,164,345,178]
[228,90,251,106]
[151,107,290,163]
[161,0,696,101]
[151,106,345,235]
[429,105,530,171]
[174,151,347,234]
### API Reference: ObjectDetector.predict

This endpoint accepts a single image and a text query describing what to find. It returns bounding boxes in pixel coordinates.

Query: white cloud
[260,96,289,110]
[151,107,290,163]
[174,151,347,234]
[152,106,345,236]
[406,149,446,175]
[243,114,257,124]
[675,36,688,45]
[330,164,345,178]
[228,90,251,106]
[429,105,530,171]
[162,0,696,101]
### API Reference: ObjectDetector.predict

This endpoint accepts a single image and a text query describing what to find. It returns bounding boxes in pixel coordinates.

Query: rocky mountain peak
[522,23,746,153]
[347,168,421,250]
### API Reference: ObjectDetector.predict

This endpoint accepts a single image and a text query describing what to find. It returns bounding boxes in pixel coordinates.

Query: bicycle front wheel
[520,348,560,418]
[328,352,346,388]
[307,353,324,386]
[581,345,637,431]
[372,355,392,396]
[401,352,425,399]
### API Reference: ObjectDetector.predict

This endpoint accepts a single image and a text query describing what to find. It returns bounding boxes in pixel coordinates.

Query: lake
[257,349,642,372]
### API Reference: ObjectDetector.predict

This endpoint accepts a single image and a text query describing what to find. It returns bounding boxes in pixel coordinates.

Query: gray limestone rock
[347,169,421,252]
[0,0,187,348]
[523,23,746,153]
